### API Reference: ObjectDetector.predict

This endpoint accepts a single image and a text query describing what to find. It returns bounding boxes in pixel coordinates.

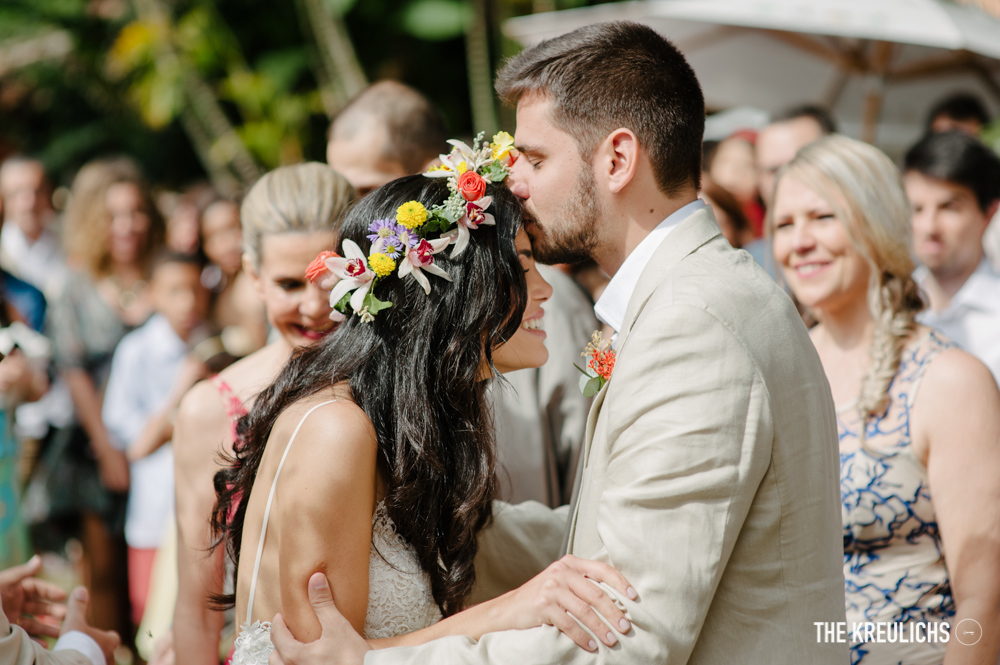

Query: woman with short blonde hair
[770,134,1000,664]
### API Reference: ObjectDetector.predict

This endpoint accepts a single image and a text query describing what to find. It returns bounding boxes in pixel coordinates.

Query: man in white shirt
[904,131,1000,384]
[271,20,844,665]
[0,156,74,448]
[0,157,68,297]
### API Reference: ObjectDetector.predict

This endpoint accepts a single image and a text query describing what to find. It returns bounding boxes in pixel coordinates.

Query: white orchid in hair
[448,196,496,257]
[399,237,452,295]
[326,239,376,314]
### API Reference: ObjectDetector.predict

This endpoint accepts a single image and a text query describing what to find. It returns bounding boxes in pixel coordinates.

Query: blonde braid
[857,273,925,438]
[771,135,928,443]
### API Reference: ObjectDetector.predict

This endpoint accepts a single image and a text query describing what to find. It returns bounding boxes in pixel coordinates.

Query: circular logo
[955,619,983,646]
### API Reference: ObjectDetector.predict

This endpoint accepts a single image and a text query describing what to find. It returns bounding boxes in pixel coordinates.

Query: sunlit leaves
[401,0,471,41]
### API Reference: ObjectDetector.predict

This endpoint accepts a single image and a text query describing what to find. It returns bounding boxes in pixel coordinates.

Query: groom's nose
[507,160,529,200]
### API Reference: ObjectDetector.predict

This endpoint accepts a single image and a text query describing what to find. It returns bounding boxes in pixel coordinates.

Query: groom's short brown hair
[496,21,705,196]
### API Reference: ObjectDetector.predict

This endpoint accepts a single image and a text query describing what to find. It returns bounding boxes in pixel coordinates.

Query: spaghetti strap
[244,399,339,626]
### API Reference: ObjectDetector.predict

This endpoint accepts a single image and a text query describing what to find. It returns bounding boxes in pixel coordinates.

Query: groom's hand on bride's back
[269,573,369,665]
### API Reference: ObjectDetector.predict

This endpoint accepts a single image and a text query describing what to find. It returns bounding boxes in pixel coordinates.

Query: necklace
[105,275,148,312]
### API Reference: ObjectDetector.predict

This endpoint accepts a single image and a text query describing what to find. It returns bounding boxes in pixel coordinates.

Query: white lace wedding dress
[231,400,443,665]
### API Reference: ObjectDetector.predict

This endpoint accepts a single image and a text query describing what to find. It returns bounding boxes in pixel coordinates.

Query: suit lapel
[615,207,722,353]
[563,207,722,554]
[562,377,609,553]
[579,207,721,465]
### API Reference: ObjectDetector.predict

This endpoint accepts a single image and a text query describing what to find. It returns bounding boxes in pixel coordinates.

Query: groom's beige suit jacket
[0,614,88,665]
[366,207,848,664]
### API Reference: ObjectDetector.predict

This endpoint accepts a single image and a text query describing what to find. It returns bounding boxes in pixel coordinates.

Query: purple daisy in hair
[375,235,404,259]
[367,218,398,244]
[395,224,420,250]
[367,218,405,258]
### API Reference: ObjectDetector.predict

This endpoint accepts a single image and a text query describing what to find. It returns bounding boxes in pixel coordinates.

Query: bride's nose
[528,269,553,306]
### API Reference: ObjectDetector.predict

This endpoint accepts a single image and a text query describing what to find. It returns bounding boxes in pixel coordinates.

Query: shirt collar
[953,259,1000,311]
[1,223,57,252]
[144,313,189,358]
[594,199,706,334]
[916,258,1000,315]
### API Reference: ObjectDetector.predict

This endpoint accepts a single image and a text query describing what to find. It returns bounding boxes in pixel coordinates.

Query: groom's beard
[528,164,602,266]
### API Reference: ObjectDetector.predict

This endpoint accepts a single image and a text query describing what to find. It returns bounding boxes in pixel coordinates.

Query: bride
[212,138,632,664]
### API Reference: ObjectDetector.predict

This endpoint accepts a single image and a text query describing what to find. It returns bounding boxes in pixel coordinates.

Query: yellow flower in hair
[368,253,396,278]
[491,131,514,160]
[396,200,429,230]
[456,161,469,175]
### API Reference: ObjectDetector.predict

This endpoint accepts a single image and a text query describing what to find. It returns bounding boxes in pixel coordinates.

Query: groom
[273,21,847,664]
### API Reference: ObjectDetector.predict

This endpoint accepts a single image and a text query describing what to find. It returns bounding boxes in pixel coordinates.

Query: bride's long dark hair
[211,175,526,616]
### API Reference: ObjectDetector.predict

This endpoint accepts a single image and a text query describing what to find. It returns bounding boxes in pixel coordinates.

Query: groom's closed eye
[516,146,545,167]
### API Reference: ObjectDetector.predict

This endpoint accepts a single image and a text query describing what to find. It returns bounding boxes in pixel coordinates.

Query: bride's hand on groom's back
[485,554,636,652]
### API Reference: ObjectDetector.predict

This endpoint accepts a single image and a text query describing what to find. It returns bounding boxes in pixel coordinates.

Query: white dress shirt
[0,223,67,297]
[916,259,1000,385]
[594,199,706,335]
[2,223,74,439]
[54,631,105,665]
[102,314,184,548]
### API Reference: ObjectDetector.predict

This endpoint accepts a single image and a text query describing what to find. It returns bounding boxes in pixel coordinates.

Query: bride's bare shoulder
[264,391,378,640]
[270,391,377,484]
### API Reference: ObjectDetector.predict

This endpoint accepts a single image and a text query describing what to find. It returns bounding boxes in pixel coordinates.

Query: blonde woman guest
[770,134,1000,665]
[172,164,355,665]
[45,157,164,638]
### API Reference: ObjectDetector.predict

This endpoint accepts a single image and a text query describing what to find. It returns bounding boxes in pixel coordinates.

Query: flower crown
[306,131,517,323]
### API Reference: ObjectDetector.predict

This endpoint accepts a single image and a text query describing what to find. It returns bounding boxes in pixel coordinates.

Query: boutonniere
[574,331,616,397]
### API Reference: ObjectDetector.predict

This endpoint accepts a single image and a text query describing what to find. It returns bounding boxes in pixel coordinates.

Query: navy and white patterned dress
[839,331,955,665]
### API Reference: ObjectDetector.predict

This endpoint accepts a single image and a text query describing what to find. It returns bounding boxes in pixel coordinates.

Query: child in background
[102,251,210,626]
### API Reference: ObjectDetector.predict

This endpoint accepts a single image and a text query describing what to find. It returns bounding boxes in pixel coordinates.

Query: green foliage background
[0,0,595,190]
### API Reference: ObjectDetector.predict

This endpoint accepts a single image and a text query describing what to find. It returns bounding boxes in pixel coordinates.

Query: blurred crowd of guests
[0,81,998,665]
[0,80,600,662]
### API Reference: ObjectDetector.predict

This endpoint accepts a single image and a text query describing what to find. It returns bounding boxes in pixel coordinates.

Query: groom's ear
[599,128,640,195]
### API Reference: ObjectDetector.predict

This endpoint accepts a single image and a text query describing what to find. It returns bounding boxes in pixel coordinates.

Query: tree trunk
[293,0,367,117]
[466,0,498,135]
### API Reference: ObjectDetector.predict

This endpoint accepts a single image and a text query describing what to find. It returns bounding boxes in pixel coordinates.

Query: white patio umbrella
[504,0,1000,153]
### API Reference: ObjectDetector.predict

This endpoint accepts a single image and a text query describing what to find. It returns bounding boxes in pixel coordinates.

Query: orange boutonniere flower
[575,330,616,397]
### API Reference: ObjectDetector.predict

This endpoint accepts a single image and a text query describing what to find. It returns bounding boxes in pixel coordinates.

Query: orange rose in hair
[457,171,487,201]
[305,250,340,288]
